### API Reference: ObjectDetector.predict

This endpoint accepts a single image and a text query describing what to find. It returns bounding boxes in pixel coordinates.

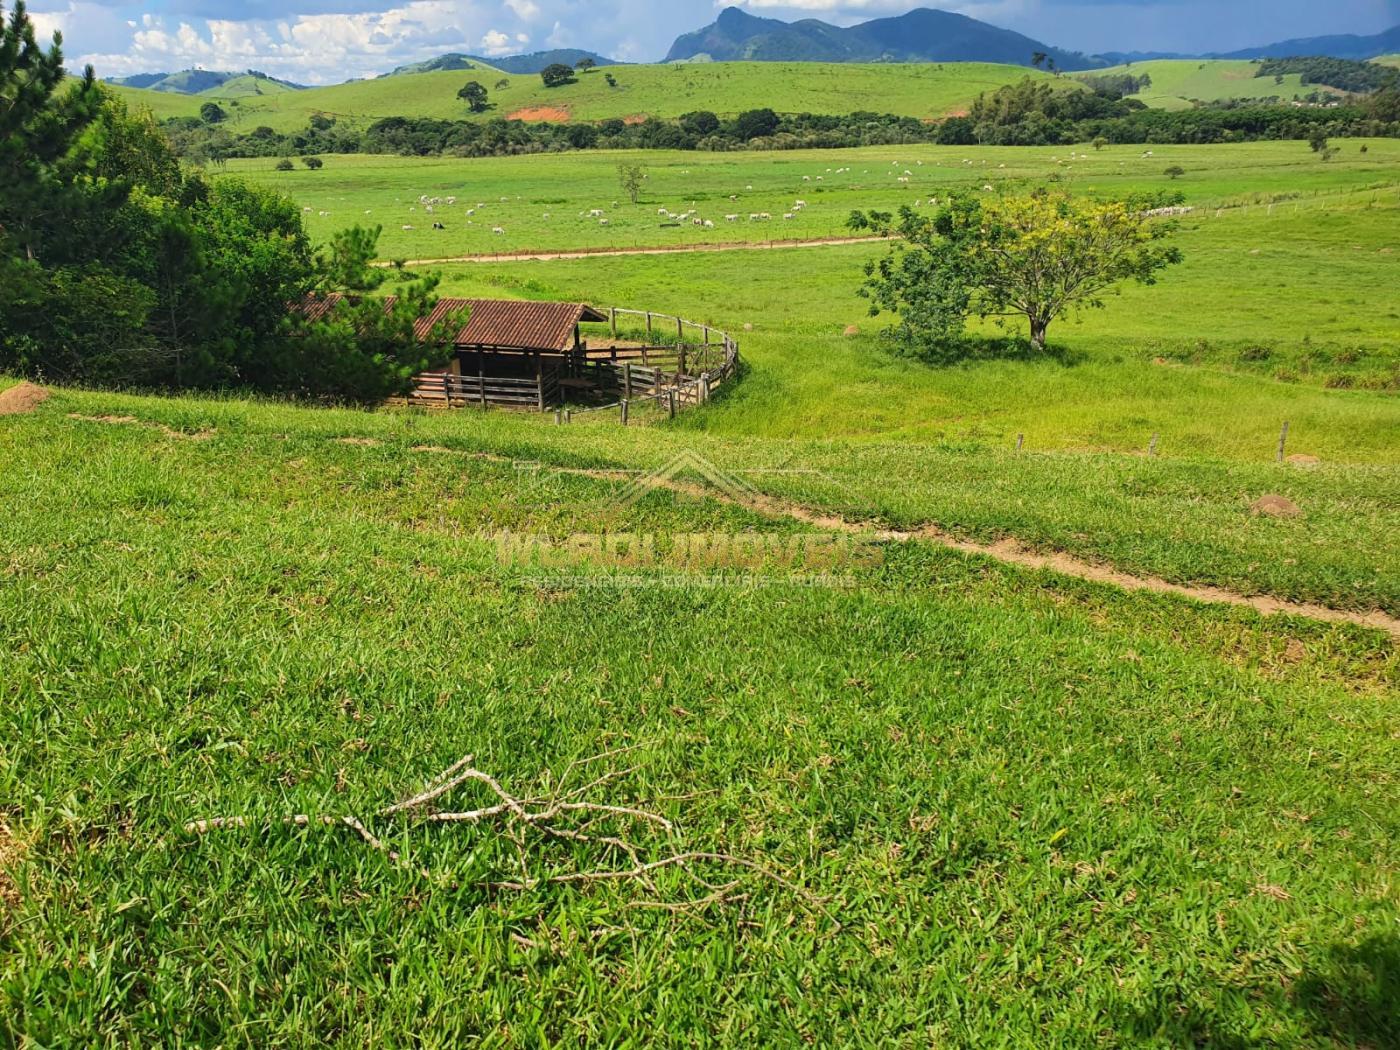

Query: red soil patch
[507,105,571,123]
[0,382,49,416]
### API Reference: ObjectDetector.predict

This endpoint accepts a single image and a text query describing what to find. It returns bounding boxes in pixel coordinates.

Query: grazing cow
[432,222,445,230]
[493,226,505,235]
[402,224,414,230]
[703,220,714,228]
[725,214,739,222]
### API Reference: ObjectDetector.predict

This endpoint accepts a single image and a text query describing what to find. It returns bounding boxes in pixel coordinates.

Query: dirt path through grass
[376,235,889,267]
[431,451,1399,639]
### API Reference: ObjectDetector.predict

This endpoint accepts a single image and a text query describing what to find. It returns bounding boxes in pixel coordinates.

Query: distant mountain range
[666,7,1103,70]
[107,69,305,94]
[104,7,1400,95]
[1214,24,1400,61]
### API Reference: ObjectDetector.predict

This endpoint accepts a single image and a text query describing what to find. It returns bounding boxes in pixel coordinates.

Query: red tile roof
[295,295,606,353]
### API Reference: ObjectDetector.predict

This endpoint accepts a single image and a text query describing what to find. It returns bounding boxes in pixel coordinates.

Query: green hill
[204,74,303,99]
[1080,59,1343,110]
[108,61,1070,132]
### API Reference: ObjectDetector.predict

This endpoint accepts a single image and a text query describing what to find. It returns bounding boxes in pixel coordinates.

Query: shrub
[302,156,323,170]
[275,158,294,171]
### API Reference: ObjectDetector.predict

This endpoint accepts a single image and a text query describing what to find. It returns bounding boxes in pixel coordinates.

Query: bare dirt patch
[507,105,571,123]
[1251,494,1302,518]
[67,413,214,440]
[334,437,382,447]
[0,817,26,916]
[622,114,648,126]
[0,382,50,416]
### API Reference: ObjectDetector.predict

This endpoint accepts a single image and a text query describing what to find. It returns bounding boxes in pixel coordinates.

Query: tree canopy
[540,63,576,88]
[456,81,489,113]
[849,191,1184,357]
[0,0,449,402]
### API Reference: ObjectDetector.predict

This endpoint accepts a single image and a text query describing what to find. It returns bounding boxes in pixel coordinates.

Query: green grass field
[3,137,1399,1044]
[1084,59,1344,110]
[110,62,1065,134]
[227,138,1400,262]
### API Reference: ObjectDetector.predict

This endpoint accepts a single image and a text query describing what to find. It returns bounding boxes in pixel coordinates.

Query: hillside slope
[1083,59,1343,110]
[109,62,1066,131]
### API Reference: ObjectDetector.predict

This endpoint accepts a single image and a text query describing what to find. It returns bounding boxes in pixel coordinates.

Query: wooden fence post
[623,362,632,398]
[1016,433,1024,452]
[667,390,676,419]
[1148,434,1158,457]
[565,409,572,424]
[678,347,687,376]
[1277,421,1289,462]
[700,376,711,402]
[478,356,486,409]
[620,399,629,426]
[676,317,684,343]
[646,312,652,337]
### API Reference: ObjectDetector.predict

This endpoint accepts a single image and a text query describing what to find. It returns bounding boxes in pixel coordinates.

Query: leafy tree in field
[302,155,323,169]
[618,163,646,204]
[457,80,489,112]
[494,77,510,90]
[1164,165,1185,179]
[1031,51,1047,69]
[1092,136,1108,151]
[541,63,576,88]
[604,73,618,88]
[849,191,1183,354]
[200,101,227,124]
[1308,129,1328,152]
[575,57,596,72]
[275,157,294,170]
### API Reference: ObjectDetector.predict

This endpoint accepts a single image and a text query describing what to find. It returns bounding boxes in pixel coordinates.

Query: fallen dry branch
[184,752,827,917]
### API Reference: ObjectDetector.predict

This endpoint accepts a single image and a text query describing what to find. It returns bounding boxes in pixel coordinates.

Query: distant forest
[161,77,1400,163]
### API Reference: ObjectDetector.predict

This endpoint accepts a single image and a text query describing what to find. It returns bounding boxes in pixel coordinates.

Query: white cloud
[505,0,541,19]
[479,28,512,53]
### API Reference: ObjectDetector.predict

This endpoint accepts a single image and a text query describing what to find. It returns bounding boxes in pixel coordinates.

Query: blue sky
[24,0,1400,84]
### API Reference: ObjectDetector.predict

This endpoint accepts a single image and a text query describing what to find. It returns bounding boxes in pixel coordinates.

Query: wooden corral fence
[408,306,740,418]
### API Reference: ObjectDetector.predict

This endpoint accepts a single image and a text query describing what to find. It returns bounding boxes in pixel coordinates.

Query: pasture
[230,138,1400,261]
[109,61,1062,134]
[1087,59,1344,110]
[3,135,1399,1045]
